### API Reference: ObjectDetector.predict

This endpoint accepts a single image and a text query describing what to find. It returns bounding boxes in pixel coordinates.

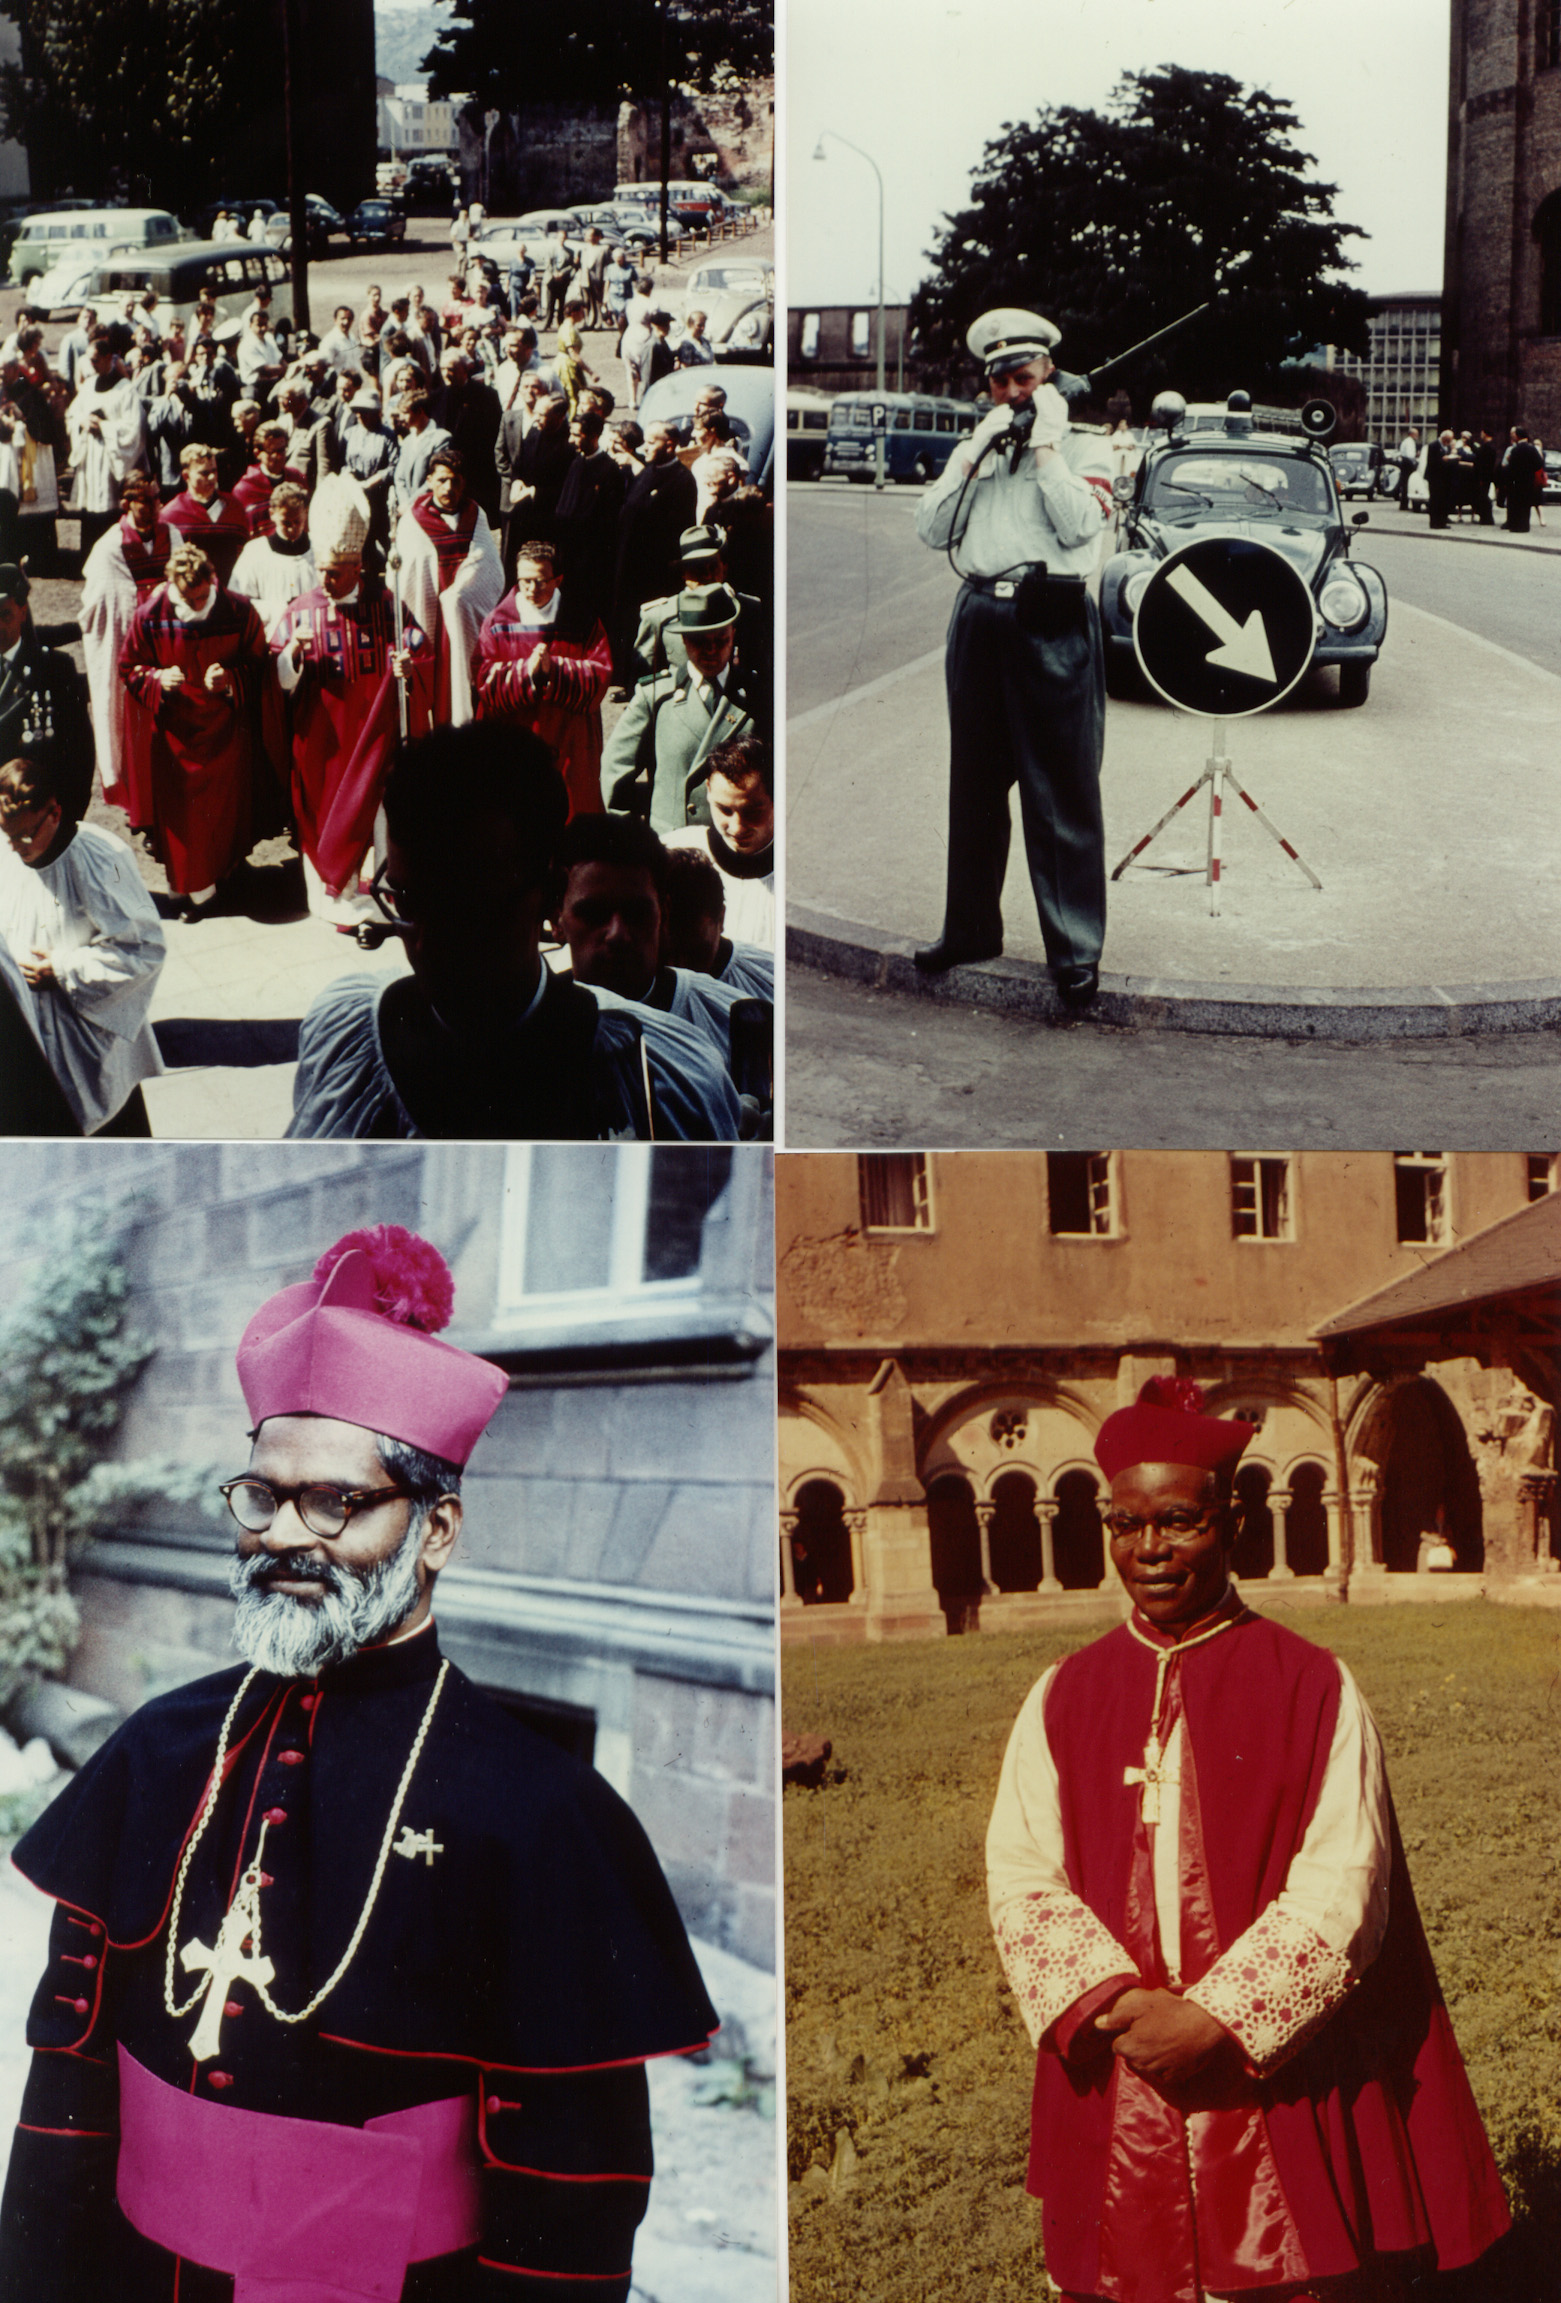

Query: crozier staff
[913,308,1112,1008]
[0,1223,718,2300]
[985,1378,1511,2303]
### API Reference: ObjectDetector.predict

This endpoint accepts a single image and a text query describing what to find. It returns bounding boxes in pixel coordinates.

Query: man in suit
[0,563,93,821]
[600,584,764,832]
[1502,427,1544,534]
[495,389,575,584]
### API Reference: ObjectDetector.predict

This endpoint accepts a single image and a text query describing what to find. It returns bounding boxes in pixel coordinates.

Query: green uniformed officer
[601,582,765,832]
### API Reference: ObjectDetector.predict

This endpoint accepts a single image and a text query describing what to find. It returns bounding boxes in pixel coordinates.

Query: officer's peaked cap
[968,308,1061,374]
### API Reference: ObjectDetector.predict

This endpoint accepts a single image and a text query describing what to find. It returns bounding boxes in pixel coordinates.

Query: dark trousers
[937,582,1107,967]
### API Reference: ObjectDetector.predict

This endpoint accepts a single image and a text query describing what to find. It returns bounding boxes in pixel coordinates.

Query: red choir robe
[270,575,433,896]
[473,584,611,818]
[161,489,253,585]
[230,459,307,538]
[994,1603,1510,2303]
[79,516,173,821]
[118,585,283,895]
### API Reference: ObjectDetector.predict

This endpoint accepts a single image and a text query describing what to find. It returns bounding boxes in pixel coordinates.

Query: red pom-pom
[313,1226,455,1333]
[1137,1376,1205,1415]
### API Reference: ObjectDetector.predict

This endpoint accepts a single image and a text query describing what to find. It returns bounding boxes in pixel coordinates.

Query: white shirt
[916,420,1111,582]
[663,825,773,951]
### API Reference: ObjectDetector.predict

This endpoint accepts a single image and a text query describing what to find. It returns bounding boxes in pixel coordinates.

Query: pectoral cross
[180,1871,275,2062]
[393,1825,444,1868]
[1123,1735,1178,1825]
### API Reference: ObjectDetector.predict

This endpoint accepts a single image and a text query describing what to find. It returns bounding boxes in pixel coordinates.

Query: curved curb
[787,908,1561,1040]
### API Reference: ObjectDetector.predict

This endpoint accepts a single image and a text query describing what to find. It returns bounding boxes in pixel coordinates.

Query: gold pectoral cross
[1123,1736,1178,1825]
[393,1825,444,1868]
[180,1870,275,2062]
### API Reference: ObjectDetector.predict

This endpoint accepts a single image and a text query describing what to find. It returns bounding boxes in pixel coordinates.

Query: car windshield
[693,269,767,294]
[1147,452,1331,519]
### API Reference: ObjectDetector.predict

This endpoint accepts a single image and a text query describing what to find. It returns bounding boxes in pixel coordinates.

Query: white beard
[228,1518,425,1677]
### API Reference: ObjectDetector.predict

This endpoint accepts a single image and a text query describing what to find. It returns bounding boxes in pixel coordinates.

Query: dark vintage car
[1328,440,1385,501]
[346,198,406,249]
[1100,394,1388,708]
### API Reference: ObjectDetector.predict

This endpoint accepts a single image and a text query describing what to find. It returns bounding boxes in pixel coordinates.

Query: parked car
[41,241,293,339]
[1099,392,1387,707]
[1328,441,1383,502]
[346,197,406,248]
[638,363,774,496]
[260,195,346,257]
[9,207,182,287]
[681,259,772,360]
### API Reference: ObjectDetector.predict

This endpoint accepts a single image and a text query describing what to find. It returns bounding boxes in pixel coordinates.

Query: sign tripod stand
[1111,718,1322,917]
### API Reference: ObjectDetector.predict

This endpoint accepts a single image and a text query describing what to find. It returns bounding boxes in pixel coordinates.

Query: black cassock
[0,1625,717,2303]
[609,459,698,687]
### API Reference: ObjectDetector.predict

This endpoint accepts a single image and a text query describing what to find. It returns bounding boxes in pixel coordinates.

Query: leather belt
[964,572,1085,599]
[116,2045,482,2302]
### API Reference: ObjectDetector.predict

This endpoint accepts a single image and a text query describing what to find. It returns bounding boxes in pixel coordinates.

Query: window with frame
[1231,1155,1294,1240]
[1047,1151,1114,1237]
[858,1152,932,1233]
[849,311,871,360]
[1527,1154,1559,1201]
[495,1144,733,1331]
[1394,1153,1448,1245]
[798,311,820,361]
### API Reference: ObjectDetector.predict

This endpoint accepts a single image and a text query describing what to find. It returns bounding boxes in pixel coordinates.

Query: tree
[908,66,1370,409]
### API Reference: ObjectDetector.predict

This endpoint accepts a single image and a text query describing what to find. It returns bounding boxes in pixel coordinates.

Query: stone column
[779,1509,802,1611]
[1036,1497,1062,1592]
[844,1508,869,1605]
[862,1359,945,1640]
[1267,1488,1295,1580]
[1094,1485,1115,1592]
[1519,1472,1559,1571]
[973,1500,1000,1597]
[1347,1463,1388,1595]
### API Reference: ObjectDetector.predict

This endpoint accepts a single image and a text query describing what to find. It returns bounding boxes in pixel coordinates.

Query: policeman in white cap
[913,306,1112,1006]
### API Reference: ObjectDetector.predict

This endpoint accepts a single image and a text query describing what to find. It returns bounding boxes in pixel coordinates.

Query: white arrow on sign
[1165,564,1276,684]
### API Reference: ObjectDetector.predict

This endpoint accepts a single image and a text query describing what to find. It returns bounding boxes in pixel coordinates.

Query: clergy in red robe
[79,472,172,824]
[118,543,279,907]
[229,421,308,538]
[161,444,253,586]
[474,541,610,818]
[986,1379,1511,2303]
[392,446,503,726]
[271,474,432,916]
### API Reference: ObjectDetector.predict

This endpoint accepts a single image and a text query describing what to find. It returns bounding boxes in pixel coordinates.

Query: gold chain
[163,1659,450,2032]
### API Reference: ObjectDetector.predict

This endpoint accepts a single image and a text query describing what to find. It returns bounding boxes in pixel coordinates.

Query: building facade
[377,81,457,161]
[778,1151,1559,1647]
[1443,0,1561,437]
[1330,294,1442,447]
[787,303,914,396]
[0,1142,776,1969]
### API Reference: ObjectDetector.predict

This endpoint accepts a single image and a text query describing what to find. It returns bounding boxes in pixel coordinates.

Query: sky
[786,0,1450,307]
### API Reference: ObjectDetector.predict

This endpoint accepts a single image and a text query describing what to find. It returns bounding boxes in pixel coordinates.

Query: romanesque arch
[1349,1375,1483,1572]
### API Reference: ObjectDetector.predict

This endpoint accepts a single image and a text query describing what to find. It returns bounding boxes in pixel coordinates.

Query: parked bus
[822,390,977,484]
[787,388,834,481]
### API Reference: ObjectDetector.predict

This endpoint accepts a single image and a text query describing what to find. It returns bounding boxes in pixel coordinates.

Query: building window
[850,309,871,360]
[858,1153,932,1233]
[1047,1151,1113,1237]
[1527,1154,1559,1200]
[1535,193,1561,333]
[1232,1156,1293,1240]
[799,311,820,361]
[1394,1153,1448,1246]
[1541,0,1561,70]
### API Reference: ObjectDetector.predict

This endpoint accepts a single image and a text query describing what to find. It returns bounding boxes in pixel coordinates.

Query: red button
[70,1997,89,2015]
[79,1956,98,1972]
[277,1750,305,1767]
[223,2000,245,2019]
[259,1872,275,1889]
[299,1693,319,1711]
[208,2071,233,2090]
[486,2095,502,2115]
[263,1808,287,1826]
[86,1922,102,1938]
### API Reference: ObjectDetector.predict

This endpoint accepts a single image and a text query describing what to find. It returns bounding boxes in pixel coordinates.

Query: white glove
[1027,381,1070,450]
[967,401,1015,459]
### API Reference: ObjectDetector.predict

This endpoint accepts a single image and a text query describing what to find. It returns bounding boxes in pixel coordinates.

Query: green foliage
[0,1206,222,1706]
[908,65,1370,410]
[422,0,771,111]
[782,1605,1561,2301]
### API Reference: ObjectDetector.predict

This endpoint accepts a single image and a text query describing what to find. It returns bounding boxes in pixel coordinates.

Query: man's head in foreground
[1093,1377,1251,1635]
[380,720,569,1029]
[553,812,670,1001]
[662,846,725,974]
[0,748,71,862]
[704,733,773,858]
[226,1226,508,1677]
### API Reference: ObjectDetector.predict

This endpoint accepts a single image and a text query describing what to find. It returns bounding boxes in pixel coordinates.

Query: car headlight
[727,311,765,348]
[1318,573,1368,630]
[1123,569,1155,617]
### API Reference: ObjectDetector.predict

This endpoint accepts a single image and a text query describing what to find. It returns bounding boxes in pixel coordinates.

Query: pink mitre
[1094,1377,1254,1485]
[235,1226,508,1466]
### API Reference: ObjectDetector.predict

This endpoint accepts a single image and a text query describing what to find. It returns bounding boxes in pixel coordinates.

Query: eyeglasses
[1104,1507,1221,1546]
[219,1476,410,1538]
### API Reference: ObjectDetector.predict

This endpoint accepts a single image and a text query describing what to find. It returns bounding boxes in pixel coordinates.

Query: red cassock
[270,575,433,896]
[118,585,282,895]
[1026,1612,1510,2302]
[230,460,307,538]
[473,586,611,817]
[161,490,254,584]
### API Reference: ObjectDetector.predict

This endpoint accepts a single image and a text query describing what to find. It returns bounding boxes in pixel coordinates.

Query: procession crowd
[0,262,775,1143]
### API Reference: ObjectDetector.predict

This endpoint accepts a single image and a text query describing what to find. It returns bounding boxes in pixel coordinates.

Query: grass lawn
[782,1601,1561,2302]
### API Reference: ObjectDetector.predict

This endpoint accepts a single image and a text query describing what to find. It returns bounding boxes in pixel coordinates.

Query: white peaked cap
[309,473,372,559]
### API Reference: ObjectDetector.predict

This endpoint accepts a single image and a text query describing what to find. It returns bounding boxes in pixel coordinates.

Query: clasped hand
[1094,1987,1230,2087]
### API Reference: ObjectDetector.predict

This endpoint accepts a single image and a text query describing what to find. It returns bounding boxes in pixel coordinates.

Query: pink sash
[116,2045,482,2302]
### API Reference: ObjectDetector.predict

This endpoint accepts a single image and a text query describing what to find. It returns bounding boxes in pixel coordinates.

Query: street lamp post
[813,130,885,490]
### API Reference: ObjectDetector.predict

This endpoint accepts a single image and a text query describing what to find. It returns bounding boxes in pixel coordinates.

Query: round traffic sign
[1132,536,1318,718]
